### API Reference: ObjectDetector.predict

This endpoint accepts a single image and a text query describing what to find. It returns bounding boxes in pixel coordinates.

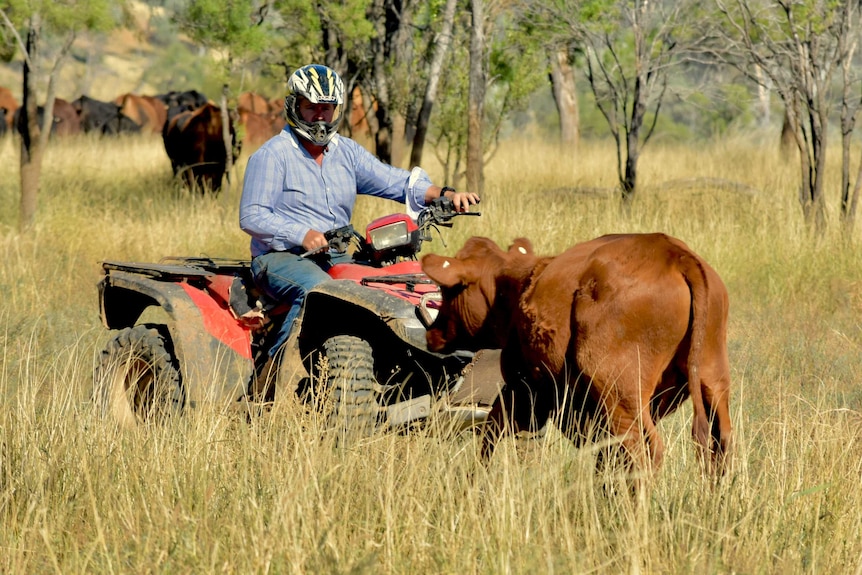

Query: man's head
[284,64,345,147]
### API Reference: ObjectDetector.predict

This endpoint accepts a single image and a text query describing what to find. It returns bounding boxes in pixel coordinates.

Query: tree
[425,1,545,188]
[409,0,458,169]
[0,0,120,233]
[709,0,862,233]
[530,0,694,201]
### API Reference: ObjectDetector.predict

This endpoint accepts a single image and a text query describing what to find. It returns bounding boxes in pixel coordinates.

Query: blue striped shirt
[240,126,432,257]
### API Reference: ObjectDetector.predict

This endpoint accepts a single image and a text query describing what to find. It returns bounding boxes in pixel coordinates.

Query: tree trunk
[220,85,234,194]
[368,0,393,163]
[466,0,486,197]
[779,107,796,162]
[549,47,580,149]
[754,64,771,129]
[839,31,858,232]
[621,73,645,201]
[18,16,42,233]
[409,0,457,169]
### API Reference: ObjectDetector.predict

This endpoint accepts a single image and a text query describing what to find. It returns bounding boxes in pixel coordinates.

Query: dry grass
[2,133,862,573]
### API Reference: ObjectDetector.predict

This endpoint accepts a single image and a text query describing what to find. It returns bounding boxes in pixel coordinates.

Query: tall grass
[1,133,862,573]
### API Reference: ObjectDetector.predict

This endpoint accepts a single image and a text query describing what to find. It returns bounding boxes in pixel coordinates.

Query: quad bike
[93,197,504,432]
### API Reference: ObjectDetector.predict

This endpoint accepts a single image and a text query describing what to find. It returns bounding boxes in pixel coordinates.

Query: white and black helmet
[284,64,345,146]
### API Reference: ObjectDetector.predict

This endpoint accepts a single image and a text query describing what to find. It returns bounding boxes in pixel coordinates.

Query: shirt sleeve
[348,139,432,215]
[239,146,308,254]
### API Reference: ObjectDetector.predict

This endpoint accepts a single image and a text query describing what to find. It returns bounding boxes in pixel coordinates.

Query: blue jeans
[251,250,353,358]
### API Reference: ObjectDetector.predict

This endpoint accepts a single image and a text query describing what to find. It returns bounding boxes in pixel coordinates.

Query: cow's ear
[422,254,467,288]
[508,237,534,256]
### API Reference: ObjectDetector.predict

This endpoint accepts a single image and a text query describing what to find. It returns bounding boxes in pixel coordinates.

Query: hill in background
[0,2,280,104]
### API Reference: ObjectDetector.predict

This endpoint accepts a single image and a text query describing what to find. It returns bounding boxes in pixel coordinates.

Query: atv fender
[98,270,250,408]
[300,279,429,349]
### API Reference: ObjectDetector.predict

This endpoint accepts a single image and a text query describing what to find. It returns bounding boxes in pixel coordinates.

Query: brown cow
[142,95,168,132]
[237,91,270,115]
[162,102,239,193]
[238,109,283,152]
[115,93,162,134]
[422,234,732,480]
[14,97,81,138]
[50,98,82,137]
[1,86,18,133]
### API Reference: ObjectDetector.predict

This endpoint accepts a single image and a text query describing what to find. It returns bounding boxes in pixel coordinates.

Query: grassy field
[1,132,862,573]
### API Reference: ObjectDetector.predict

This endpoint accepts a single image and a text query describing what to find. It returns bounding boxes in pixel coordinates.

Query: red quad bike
[94,197,503,433]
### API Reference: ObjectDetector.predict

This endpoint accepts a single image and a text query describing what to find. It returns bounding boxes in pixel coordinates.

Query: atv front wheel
[319,335,382,436]
[93,324,183,426]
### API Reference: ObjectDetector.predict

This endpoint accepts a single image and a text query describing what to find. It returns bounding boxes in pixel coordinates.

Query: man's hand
[426,185,481,212]
[301,229,328,253]
[449,191,481,212]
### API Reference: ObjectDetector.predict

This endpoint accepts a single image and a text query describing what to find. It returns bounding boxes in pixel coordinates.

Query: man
[239,64,480,396]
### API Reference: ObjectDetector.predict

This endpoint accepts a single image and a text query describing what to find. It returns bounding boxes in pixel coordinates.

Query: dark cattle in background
[71,95,141,135]
[1,86,19,135]
[155,89,208,119]
[162,102,239,194]
[14,97,82,138]
[422,234,732,479]
[156,90,210,140]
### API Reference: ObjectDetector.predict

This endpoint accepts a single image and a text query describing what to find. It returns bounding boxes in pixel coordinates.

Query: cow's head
[422,236,536,353]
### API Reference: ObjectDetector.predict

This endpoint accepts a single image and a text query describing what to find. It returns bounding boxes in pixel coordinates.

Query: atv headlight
[369,220,410,251]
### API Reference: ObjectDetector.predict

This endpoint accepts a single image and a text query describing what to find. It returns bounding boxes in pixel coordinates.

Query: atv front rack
[360,273,435,291]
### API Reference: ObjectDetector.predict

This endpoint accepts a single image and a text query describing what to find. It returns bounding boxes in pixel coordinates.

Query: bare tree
[409,0,458,169]
[2,3,121,233]
[710,0,862,233]
[532,0,692,201]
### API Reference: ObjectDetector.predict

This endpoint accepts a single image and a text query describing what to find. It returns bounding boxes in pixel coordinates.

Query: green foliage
[175,0,271,87]
[0,0,121,34]
[181,0,268,57]
[142,40,213,94]
[314,0,374,53]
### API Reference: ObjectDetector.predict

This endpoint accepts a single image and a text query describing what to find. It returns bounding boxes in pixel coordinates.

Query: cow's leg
[479,383,553,461]
[592,389,665,492]
[702,381,732,475]
[479,395,509,460]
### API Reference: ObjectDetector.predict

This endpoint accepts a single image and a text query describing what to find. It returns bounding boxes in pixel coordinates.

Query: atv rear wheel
[319,335,382,436]
[94,324,183,426]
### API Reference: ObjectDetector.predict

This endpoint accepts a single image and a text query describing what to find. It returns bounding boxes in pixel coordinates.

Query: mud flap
[440,349,504,429]
[449,349,505,406]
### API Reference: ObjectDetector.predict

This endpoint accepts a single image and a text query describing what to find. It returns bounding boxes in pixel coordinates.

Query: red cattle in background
[13,97,81,138]
[115,93,163,134]
[237,91,270,115]
[0,86,18,134]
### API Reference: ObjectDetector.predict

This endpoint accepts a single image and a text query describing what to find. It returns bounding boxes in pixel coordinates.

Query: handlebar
[302,196,481,258]
[417,196,481,230]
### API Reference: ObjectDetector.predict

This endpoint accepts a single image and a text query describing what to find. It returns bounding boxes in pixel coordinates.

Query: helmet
[284,64,345,146]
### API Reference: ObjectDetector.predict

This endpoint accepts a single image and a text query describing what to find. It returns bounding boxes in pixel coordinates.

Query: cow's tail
[681,254,712,457]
